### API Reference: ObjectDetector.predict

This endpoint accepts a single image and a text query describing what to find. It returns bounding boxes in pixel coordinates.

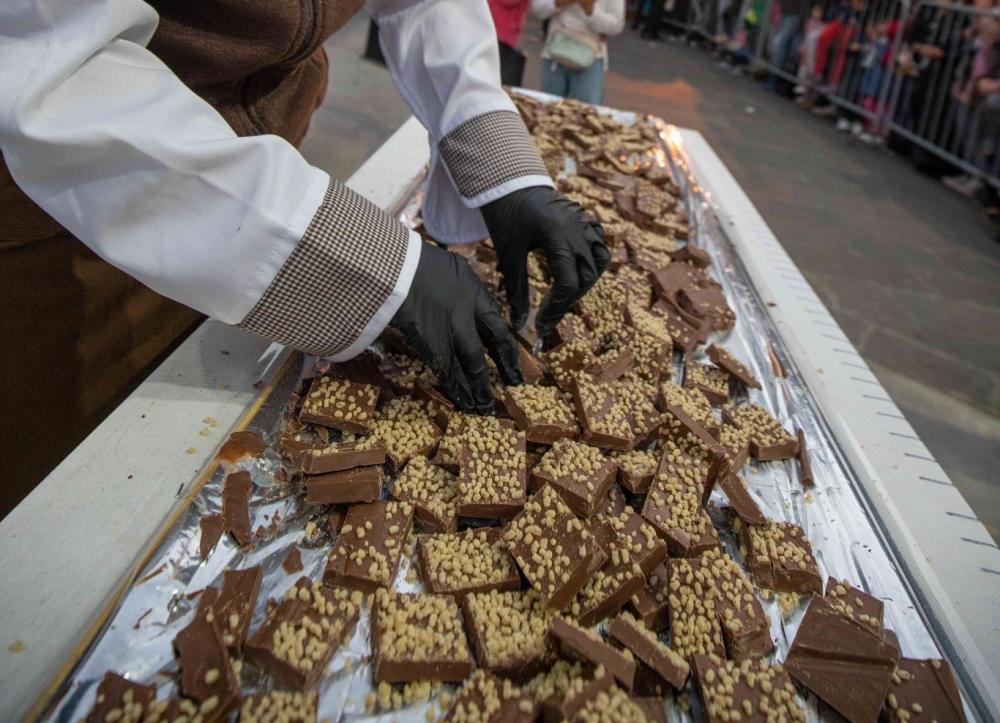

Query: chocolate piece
[417,527,521,597]
[668,244,710,267]
[684,360,730,405]
[503,485,602,610]
[741,520,823,594]
[299,375,379,433]
[378,352,437,392]
[445,670,538,722]
[436,413,508,472]
[719,474,767,525]
[613,449,658,494]
[887,658,967,723]
[85,672,156,723]
[707,344,761,390]
[571,375,635,451]
[609,612,690,690]
[667,556,726,660]
[222,470,252,547]
[544,340,598,391]
[678,287,735,331]
[693,655,806,723]
[651,300,706,353]
[550,616,636,689]
[525,660,616,722]
[197,565,262,653]
[660,383,720,439]
[825,577,884,634]
[328,506,347,535]
[282,546,303,574]
[600,482,630,517]
[518,346,547,385]
[569,686,653,722]
[199,514,224,560]
[239,691,317,723]
[617,326,672,383]
[625,304,673,347]
[305,465,382,505]
[217,430,267,464]
[372,590,473,682]
[323,501,414,592]
[503,384,579,444]
[631,697,667,723]
[371,398,441,469]
[245,577,361,690]
[724,404,799,461]
[144,698,207,722]
[548,313,595,349]
[585,347,635,383]
[457,423,526,519]
[797,429,814,487]
[571,538,646,626]
[641,473,719,558]
[594,507,668,577]
[627,563,670,631]
[299,436,386,474]
[391,455,459,532]
[463,589,554,679]
[703,547,774,659]
[413,379,456,429]
[174,604,239,716]
[785,595,899,723]
[530,439,616,517]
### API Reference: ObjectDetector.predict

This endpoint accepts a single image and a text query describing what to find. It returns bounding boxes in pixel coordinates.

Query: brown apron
[0,0,364,517]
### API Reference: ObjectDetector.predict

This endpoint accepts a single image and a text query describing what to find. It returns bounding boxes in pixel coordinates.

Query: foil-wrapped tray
[41,99,955,723]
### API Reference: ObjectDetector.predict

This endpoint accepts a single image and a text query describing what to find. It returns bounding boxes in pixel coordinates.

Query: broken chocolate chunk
[221,470,252,547]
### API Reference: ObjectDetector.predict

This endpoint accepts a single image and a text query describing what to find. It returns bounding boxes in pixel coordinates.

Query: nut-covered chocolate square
[417,527,521,598]
[239,692,317,723]
[444,670,538,722]
[613,449,659,494]
[724,404,799,461]
[684,360,730,405]
[641,473,719,558]
[323,501,414,592]
[372,590,473,682]
[530,439,617,517]
[299,376,380,433]
[391,456,459,532]
[503,385,579,445]
[608,612,690,690]
[370,398,442,469]
[457,423,526,519]
[741,521,822,595]
[463,589,554,679]
[886,658,967,723]
[693,655,805,723]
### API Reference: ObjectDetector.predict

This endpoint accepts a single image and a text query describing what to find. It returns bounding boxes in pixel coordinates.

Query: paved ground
[306,16,1000,540]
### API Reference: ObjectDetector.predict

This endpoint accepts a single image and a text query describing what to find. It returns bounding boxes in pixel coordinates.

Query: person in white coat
[532,0,626,104]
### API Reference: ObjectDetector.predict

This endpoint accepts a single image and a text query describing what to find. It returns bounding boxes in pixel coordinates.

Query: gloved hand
[390,243,524,414]
[481,186,610,338]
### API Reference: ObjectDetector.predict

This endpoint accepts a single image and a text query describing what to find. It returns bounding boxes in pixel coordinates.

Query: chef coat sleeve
[369,0,555,245]
[0,0,420,361]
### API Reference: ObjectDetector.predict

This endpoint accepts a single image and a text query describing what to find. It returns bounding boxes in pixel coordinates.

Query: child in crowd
[857,18,892,142]
[795,4,826,96]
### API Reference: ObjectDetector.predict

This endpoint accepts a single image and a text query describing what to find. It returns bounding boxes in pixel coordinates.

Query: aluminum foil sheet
[43,99,950,723]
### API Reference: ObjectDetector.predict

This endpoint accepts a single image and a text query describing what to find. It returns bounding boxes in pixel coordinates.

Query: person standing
[488,0,534,86]
[532,0,626,105]
[767,0,808,92]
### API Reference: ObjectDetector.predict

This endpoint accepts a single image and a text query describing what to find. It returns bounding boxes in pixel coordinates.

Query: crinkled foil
[44,101,949,723]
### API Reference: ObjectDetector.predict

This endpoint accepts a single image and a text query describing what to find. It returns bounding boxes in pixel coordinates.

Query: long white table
[1,116,997,722]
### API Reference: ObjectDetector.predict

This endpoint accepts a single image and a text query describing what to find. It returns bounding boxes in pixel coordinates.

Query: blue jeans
[541,58,605,105]
[767,14,801,90]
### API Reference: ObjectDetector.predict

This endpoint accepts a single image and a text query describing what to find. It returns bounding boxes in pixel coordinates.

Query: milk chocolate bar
[825,577,884,634]
[196,565,262,653]
[719,474,767,526]
[724,404,799,461]
[245,577,361,690]
[651,300,707,353]
[706,344,761,390]
[585,347,635,383]
[571,540,646,626]
[378,352,437,393]
[391,455,459,532]
[282,546,303,574]
[174,604,239,716]
[569,686,654,723]
[413,379,455,429]
[199,514,224,560]
[525,660,616,722]
[463,589,554,679]
[444,670,538,722]
[299,375,380,433]
[667,556,727,660]
[594,507,668,577]
[544,340,598,391]
[693,655,806,723]
[530,439,617,517]
[84,672,156,723]
[742,520,823,594]
[571,375,635,451]
[617,326,672,383]
[627,563,670,631]
[678,287,735,331]
[222,470,252,547]
[371,398,441,469]
[239,691,317,723]
[502,385,579,445]
[323,501,414,592]
[549,616,636,690]
[503,484,602,611]
[417,527,521,598]
[785,595,899,723]
[457,423,526,519]
[660,383,720,439]
[703,547,774,659]
[371,590,473,682]
[641,474,719,557]
[887,658,967,723]
[299,436,386,474]
[684,360,730,405]
[613,449,658,494]
[797,429,814,487]
[304,465,382,505]
[609,612,690,690]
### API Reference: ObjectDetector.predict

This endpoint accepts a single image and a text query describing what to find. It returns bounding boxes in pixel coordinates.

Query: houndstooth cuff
[438,110,552,206]
[238,179,418,358]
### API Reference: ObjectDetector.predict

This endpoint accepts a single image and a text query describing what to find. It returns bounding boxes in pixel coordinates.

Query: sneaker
[835,118,851,132]
[942,174,984,197]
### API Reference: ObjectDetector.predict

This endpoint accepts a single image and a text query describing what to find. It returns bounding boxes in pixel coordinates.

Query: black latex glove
[390,243,524,414]
[481,186,611,337]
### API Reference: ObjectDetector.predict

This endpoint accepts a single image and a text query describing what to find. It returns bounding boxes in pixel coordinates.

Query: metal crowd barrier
[639,0,1000,186]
